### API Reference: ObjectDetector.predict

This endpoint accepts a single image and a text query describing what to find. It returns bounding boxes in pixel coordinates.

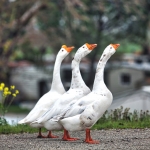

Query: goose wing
[35,89,81,123]
[51,92,96,121]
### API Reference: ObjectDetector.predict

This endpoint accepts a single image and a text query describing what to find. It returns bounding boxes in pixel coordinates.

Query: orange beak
[85,43,97,50]
[111,44,120,50]
[62,45,75,52]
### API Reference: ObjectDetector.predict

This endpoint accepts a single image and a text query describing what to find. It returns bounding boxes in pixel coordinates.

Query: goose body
[32,43,97,139]
[60,90,112,131]
[18,45,74,137]
[59,44,120,143]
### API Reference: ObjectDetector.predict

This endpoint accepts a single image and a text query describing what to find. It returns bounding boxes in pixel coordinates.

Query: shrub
[0,83,19,125]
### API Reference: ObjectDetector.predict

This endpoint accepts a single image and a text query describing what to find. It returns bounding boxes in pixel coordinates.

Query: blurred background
[0,0,150,123]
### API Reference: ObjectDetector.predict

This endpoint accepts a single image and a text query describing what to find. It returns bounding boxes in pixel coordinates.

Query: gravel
[0,129,150,150]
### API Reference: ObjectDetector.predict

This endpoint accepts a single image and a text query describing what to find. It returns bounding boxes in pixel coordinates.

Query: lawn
[0,106,150,134]
[7,105,30,114]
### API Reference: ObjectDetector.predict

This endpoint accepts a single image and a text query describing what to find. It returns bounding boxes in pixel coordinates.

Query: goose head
[100,44,120,63]
[57,45,74,60]
[74,43,97,61]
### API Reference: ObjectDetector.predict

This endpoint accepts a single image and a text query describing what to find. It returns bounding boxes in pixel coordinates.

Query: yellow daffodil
[0,82,19,117]
[1,83,5,87]
[8,91,11,95]
[12,93,16,97]
[0,86,3,91]
[3,91,8,96]
[15,90,19,94]
[10,85,15,90]
[4,87,9,92]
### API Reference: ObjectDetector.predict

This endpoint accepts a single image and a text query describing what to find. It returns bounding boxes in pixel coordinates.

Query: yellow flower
[8,91,11,95]
[1,83,5,88]
[15,90,19,94]
[3,91,8,96]
[0,86,3,91]
[10,85,15,89]
[12,93,16,97]
[4,87,9,92]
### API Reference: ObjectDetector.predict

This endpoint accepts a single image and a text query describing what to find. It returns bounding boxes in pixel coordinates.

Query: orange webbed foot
[46,131,59,138]
[85,139,100,144]
[63,137,79,141]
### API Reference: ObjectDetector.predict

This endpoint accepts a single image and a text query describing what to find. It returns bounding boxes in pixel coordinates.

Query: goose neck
[51,56,65,93]
[92,61,107,91]
[70,59,87,90]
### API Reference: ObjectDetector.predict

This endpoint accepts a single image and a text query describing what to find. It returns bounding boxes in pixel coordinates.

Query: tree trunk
[87,11,103,88]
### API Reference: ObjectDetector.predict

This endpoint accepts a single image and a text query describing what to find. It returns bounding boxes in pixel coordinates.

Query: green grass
[0,106,150,134]
[0,119,149,134]
[93,120,150,130]
[0,124,47,134]
[92,106,150,129]
[7,105,30,114]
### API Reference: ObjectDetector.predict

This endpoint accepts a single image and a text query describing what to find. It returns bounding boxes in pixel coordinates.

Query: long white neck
[92,53,111,92]
[50,56,65,94]
[70,59,90,93]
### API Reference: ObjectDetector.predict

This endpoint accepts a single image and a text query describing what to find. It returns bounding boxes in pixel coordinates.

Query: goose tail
[50,115,62,122]
[18,119,26,124]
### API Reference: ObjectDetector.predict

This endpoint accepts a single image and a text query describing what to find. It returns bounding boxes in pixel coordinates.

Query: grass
[0,106,150,134]
[93,120,150,130]
[0,124,47,134]
[0,119,149,135]
[7,105,30,114]
[93,106,150,129]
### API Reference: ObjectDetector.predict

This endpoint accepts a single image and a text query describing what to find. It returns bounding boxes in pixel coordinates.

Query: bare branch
[19,1,46,26]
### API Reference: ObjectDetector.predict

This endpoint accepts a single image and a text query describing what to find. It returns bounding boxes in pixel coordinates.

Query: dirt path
[0,129,150,150]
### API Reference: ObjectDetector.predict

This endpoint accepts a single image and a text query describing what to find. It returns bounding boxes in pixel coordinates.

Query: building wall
[10,66,52,101]
[108,67,144,95]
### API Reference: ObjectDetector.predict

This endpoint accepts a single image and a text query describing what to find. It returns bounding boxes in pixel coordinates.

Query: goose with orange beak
[18,45,74,138]
[31,43,97,140]
[54,44,120,144]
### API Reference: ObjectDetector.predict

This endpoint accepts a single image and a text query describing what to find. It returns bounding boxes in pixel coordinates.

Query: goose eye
[83,46,84,48]
[62,50,64,52]
[110,47,112,49]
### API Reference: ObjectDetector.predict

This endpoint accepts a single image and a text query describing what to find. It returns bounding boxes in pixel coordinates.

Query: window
[135,58,143,64]
[121,73,131,85]
[144,71,150,77]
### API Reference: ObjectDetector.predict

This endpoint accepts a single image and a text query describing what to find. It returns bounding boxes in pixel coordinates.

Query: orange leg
[85,129,99,144]
[46,131,59,138]
[62,129,79,141]
[37,128,46,138]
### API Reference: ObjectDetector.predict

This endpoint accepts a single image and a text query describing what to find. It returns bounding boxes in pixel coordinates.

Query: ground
[0,129,150,150]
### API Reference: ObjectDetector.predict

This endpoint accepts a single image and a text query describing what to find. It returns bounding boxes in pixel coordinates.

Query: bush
[94,106,150,129]
[0,82,19,125]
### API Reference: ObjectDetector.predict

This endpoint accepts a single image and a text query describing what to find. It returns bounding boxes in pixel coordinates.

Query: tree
[1,0,150,87]
[0,0,46,82]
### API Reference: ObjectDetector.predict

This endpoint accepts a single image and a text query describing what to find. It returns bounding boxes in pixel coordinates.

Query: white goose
[18,45,74,138]
[32,43,97,140]
[57,44,120,144]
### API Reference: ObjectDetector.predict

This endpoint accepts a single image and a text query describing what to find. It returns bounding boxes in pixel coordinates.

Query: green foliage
[0,105,30,129]
[93,106,150,129]
[1,0,150,84]
[0,117,8,126]
[0,83,19,117]
[15,41,46,65]
[93,120,150,130]
[0,106,150,134]
[0,124,46,134]
[7,105,30,114]
[0,0,149,59]
[117,41,142,53]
